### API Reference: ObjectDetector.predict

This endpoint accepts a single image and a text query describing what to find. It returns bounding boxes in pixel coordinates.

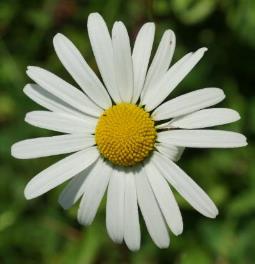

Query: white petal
[152,88,225,121]
[144,161,183,235]
[112,22,133,102]
[24,84,86,118]
[169,108,241,129]
[135,168,170,248]
[24,147,99,199]
[144,52,193,109]
[26,66,102,117]
[78,159,112,225]
[152,152,218,218]
[155,143,184,162]
[158,129,247,148]
[58,163,95,209]
[53,33,112,109]
[162,51,193,75]
[11,134,94,159]
[87,13,121,103]
[142,52,193,108]
[106,169,125,243]
[131,23,155,103]
[124,170,140,251]
[25,111,97,134]
[141,30,175,104]
[145,48,208,111]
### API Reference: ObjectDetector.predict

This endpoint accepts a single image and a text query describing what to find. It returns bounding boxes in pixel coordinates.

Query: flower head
[11,12,247,250]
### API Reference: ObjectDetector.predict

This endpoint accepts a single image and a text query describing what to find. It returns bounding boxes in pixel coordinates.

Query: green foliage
[0,0,254,263]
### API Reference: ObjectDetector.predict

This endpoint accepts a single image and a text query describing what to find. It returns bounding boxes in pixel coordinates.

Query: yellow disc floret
[95,103,156,167]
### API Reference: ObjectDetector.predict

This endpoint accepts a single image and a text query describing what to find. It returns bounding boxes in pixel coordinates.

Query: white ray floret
[112,21,134,102]
[158,130,247,148]
[26,66,103,117]
[24,147,99,199]
[106,169,125,243]
[168,108,240,129]
[136,168,170,248]
[124,170,141,251]
[78,159,112,225]
[25,111,97,134]
[141,30,175,102]
[24,84,86,118]
[88,13,121,103]
[11,134,94,159]
[53,33,112,109]
[132,22,155,103]
[144,161,183,235]
[58,164,95,210]
[152,88,225,120]
[152,152,219,218]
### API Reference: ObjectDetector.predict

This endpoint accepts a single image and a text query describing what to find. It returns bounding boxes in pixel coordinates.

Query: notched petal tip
[11,142,27,159]
[52,33,63,45]
[235,111,241,121]
[172,219,184,236]
[10,144,17,158]
[112,20,125,33]
[210,87,225,100]
[53,32,63,39]
[138,22,155,33]
[203,202,219,219]
[242,137,248,147]
[24,184,35,200]
[164,29,175,39]
[27,66,39,72]
[234,133,248,147]
[87,12,103,23]
[58,199,69,210]
[53,33,71,47]
[77,214,85,225]
[169,219,183,236]
[23,83,38,95]
[58,190,74,210]
[26,66,39,76]
[157,239,170,249]
[127,244,140,252]
[146,22,155,27]
[207,208,219,219]
[23,83,30,91]
[200,47,208,52]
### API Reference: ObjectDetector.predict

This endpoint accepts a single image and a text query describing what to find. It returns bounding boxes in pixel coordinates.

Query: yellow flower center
[95,103,156,167]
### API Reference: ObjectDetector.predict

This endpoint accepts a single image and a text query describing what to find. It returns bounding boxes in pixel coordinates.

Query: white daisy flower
[11,13,247,250]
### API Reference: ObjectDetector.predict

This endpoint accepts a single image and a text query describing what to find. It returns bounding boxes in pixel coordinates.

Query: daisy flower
[11,13,247,250]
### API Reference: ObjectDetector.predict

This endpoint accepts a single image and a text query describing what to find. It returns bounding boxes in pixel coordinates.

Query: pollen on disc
[95,103,157,167]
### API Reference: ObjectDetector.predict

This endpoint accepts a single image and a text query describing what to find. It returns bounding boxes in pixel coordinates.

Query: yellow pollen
[95,103,157,167]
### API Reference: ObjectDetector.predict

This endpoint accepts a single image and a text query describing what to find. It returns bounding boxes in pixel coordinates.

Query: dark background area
[0,0,255,263]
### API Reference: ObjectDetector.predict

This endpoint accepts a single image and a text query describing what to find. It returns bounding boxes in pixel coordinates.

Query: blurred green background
[0,0,255,263]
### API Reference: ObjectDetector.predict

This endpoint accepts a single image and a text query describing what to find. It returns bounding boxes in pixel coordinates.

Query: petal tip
[88,12,102,22]
[207,207,219,218]
[127,244,140,251]
[27,65,37,71]
[53,33,63,43]
[157,241,170,249]
[24,186,34,200]
[57,197,69,210]
[10,144,17,158]
[237,134,248,147]
[173,225,184,236]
